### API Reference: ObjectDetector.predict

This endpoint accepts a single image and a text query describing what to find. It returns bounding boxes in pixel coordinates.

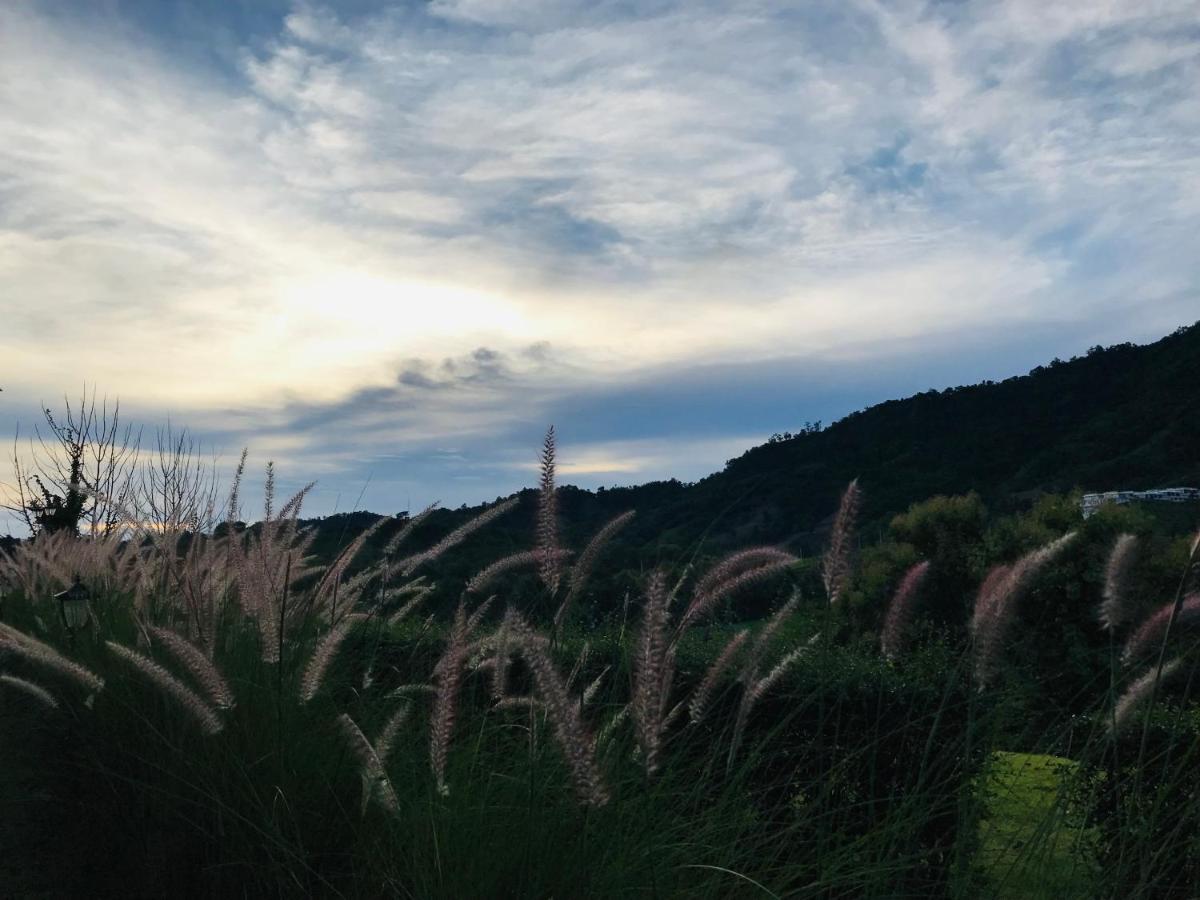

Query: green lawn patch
[976,751,1100,899]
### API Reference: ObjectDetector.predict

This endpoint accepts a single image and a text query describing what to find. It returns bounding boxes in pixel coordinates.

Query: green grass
[976,752,1100,899]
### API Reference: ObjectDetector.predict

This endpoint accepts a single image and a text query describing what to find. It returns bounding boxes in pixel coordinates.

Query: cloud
[2,0,1199,525]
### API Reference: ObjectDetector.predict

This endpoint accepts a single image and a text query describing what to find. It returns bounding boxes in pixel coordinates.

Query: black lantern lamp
[55,576,91,633]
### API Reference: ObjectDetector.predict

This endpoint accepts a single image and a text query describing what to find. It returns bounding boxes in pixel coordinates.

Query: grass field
[977,752,1100,899]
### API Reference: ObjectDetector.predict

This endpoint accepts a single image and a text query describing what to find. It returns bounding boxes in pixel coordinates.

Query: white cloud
[351,190,467,224]
[1,0,1198,522]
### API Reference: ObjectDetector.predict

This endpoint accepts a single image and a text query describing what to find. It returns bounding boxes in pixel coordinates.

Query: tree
[135,423,220,535]
[7,388,140,537]
[888,492,989,627]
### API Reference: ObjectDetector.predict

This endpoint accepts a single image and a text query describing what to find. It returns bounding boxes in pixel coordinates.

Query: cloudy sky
[2,0,1198,525]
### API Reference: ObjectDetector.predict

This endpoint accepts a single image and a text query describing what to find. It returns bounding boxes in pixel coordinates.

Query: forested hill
[304,320,1200,567]
[670,319,1200,544]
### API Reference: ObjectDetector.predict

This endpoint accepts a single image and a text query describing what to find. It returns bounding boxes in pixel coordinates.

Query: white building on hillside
[1080,488,1200,519]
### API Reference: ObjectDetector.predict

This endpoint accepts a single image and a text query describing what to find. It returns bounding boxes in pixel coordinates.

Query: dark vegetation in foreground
[1,424,1199,898]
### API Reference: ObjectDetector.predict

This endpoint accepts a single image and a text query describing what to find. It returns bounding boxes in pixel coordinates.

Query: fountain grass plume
[386,588,431,626]
[727,596,808,771]
[632,571,672,776]
[384,502,438,558]
[688,630,749,724]
[225,474,319,662]
[224,448,248,523]
[535,426,562,592]
[972,532,1077,688]
[0,622,105,694]
[276,480,316,523]
[748,644,811,705]
[396,497,519,577]
[494,695,540,711]
[881,560,931,661]
[467,549,572,595]
[1100,533,1139,631]
[389,683,436,697]
[969,564,1011,639]
[502,610,610,806]
[466,596,495,633]
[489,613,511,701]
[567,640,590,690]
[692,547,795,603]
[338,713,400,815]
[742,592,802,683]
[677,548,796,638]
[380,577,429,600]
[742,603,818,712]
[106,640,223,736]
[1121,593,1200,666]
[823,479,861,604]
[310,515,389,611]
[582,665,609,707]
[430,604,470,795]
[147,626,234,709]
[374,702,411,763]
[595,703,630,750]
[467,551,537,594]
[299,612,369,702]
[1111,657,1185,735]
[0,673,59,709]
[555,509,635,630]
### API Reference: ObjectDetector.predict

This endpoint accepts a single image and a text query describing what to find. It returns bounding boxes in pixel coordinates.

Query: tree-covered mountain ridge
[305,320,1200,565]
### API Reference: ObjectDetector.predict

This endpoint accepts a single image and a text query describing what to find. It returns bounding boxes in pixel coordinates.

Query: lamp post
[55,576,91,634]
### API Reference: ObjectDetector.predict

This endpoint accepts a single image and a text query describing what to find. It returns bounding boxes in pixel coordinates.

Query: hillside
[301,320,1200,573]
[663,318,1200,547]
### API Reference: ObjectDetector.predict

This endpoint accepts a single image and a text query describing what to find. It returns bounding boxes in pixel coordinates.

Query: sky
[2,0,1199,527]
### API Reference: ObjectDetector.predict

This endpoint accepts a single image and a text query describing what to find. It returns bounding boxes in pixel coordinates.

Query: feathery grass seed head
[374,702,412,764]
[679,548,796,636]
[0,623,105,694]
[689,630,749,724]
[632,571,673,776]
[0,673,60,709]
[106,640,223,735]
[300,613,369,702]
[148,626,234,709]
[823,479,861,605]
[1111,658,1185,734]
[502,610,609,806]
[972,533,1077,688]
[555,510,635,629]
[1122,594,1200,666]
[881,560,931,661]
[1100,534,1139,631]
[535,426,562,591]
[338,713,399,814]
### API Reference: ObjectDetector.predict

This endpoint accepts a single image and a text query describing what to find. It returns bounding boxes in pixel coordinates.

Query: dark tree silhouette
[7,388,140,537]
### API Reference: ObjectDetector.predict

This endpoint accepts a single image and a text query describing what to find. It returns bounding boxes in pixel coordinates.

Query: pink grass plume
[1121,593,1200,666]
[881,560,931,661]
[1100,534,1139,631]
[823,479,861,605]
